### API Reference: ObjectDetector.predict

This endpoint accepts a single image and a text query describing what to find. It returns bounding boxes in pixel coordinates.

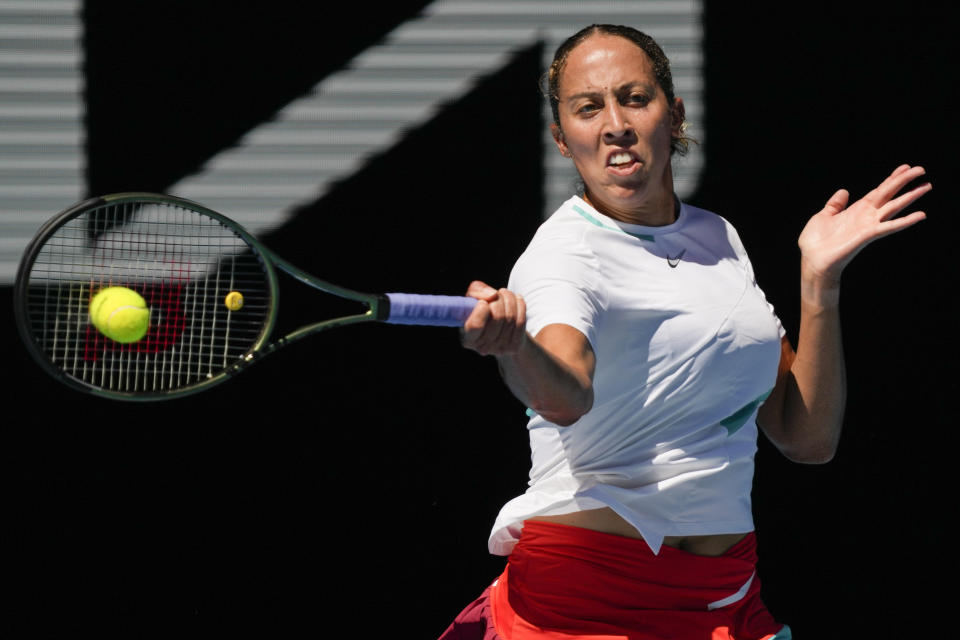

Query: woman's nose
[602,103,633,142]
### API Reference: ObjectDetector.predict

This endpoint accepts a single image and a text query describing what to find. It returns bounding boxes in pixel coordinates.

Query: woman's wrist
[799,257,841,310]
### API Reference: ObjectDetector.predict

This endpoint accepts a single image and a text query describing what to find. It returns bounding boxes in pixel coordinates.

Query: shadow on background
[3,1,957,636]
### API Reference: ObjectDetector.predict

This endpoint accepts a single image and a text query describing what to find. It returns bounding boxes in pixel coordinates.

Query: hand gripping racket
[14,193,478,401]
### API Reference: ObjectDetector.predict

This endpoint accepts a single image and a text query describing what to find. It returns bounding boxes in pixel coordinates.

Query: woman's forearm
[496,324,595,426]
[761,165,928,463]
[778,263,847,462]
[461,282,596,426]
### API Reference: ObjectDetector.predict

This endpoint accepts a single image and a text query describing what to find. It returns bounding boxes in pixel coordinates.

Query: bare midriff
[527,507,748,557]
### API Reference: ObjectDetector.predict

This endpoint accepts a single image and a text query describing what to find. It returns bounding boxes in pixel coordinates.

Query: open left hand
[798,164,931,284]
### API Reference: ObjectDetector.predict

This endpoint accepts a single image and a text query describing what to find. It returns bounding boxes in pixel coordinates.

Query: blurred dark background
[3,1,956,637]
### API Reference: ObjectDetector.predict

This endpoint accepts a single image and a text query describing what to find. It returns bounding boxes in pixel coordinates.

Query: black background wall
[3,1,957,637]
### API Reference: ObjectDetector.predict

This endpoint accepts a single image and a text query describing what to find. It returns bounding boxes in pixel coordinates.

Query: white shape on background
[0,0,703,283]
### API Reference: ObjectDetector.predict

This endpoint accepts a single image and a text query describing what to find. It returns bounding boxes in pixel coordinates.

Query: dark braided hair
[542,24,690,156]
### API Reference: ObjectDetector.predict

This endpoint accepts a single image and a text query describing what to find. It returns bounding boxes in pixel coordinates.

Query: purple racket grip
[385,293,478,327]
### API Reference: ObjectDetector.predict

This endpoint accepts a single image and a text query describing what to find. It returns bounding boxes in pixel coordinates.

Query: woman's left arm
[757,164,932,463]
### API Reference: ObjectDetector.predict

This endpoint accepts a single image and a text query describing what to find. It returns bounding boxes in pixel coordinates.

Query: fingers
[875,210,927,238]
[878,180,932,221]
[890,164,913,178]
[854,165,931,246]
[834,165,931,234]
[855,166,932,236]
[870,164,928,204]
[461,285,527,356]
[465,280,499,302]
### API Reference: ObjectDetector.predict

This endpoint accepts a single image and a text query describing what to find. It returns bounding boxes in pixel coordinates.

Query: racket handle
[385,293,478,327]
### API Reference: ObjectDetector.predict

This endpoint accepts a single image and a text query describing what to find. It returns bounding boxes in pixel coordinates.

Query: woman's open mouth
[606,151,641,174]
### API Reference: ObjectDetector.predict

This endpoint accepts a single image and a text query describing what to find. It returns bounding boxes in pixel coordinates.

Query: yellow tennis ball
[224,291,244,311]
[89,286,149,343]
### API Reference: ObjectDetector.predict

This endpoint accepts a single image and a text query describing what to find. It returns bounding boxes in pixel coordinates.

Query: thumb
[822,189,850,215]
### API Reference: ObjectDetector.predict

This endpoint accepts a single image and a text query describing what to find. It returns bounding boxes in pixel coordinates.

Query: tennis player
[442,24,931,640]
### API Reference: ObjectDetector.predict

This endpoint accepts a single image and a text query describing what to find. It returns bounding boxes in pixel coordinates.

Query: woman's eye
[577,103,599,114]
[627,94,650,106]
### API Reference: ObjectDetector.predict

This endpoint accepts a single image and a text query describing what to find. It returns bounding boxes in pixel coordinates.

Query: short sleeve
[722,216,786,339]
[507,229,604,350]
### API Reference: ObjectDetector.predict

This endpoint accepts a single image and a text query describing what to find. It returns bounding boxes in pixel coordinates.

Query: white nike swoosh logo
[667,249,686,268]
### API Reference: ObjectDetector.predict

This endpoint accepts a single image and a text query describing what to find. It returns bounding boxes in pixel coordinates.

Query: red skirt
[439,521,788,640]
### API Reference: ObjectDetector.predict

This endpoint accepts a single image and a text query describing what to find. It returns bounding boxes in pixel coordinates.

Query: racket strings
[23,200,272,394]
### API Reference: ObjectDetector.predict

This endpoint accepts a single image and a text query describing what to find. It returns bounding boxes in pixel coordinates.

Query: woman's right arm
[461,280,595,426]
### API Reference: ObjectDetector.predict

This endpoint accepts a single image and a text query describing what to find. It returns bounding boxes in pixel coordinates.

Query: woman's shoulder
[679,201,735,230]
[510,199,604,287]
[522,197,598,253]
[679,203,763,276]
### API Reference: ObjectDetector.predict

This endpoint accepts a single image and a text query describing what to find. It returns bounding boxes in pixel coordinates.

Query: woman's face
[552,33,683,223]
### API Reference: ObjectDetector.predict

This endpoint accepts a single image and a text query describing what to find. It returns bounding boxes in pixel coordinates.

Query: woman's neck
[583,187,677,227]
[583,165,678,226]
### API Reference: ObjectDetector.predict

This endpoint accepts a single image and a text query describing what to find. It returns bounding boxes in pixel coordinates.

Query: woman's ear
[551,123,571,158]
[671,98,686,138]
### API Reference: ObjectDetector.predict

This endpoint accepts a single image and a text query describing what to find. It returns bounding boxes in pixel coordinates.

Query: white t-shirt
[488,196,785,556]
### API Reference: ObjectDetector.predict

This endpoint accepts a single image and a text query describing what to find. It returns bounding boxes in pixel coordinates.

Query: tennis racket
[14,192,478,401]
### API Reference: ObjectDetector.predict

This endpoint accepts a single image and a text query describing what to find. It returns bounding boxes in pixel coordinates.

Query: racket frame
[14,192,390,401]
